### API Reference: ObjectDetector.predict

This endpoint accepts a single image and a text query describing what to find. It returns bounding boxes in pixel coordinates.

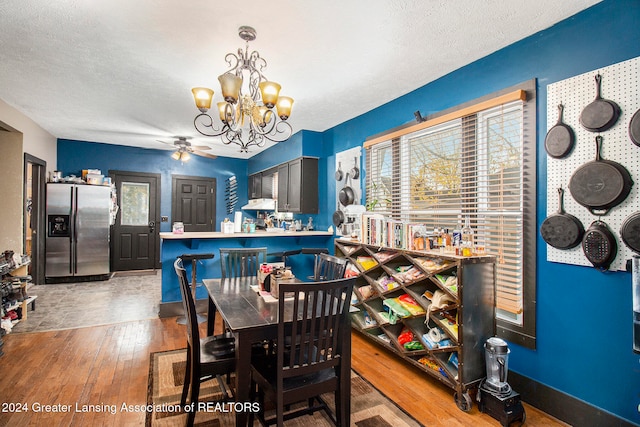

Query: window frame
[364,80,537,348]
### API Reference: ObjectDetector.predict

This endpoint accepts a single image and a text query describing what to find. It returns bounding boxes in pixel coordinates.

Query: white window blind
[366,101,526,321]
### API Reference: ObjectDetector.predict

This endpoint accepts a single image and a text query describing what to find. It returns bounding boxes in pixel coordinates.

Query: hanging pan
[350,156,360,179]
[582,220,617,270]
[580,74,621,133]
[620,211,640,254]
[568,136,633,216]
[332,209,345,227]
[629,108,640,147]
[335,162,344,181]
[545,104,575,159]
[339,173,355,206]
[540,187,584,249]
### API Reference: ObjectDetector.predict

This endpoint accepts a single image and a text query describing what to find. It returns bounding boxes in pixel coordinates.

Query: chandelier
[191,26,294,153]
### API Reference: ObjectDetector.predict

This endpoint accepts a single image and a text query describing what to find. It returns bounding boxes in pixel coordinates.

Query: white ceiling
[0,0,600,159]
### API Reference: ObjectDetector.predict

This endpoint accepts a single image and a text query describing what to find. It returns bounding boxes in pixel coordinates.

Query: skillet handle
[589,207,609,216]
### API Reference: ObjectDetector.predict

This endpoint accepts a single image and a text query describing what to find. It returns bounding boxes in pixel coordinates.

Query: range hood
[241,198,276,211]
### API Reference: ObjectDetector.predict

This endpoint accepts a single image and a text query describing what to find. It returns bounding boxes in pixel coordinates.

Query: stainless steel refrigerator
[46,183,111,282]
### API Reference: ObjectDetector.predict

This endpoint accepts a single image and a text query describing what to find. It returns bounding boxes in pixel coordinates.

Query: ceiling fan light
[192,87,214,113]
[218,73,242,104]
[276,96,293,120]
[259,81,281,108]
[171,150,181,160]
[181,151,191,161]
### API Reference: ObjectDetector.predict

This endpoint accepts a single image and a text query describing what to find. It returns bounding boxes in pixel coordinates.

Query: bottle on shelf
[461,215,474,257]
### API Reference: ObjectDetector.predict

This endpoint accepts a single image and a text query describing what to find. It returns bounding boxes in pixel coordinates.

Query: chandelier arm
[255,120,293,143]
[194,113,229,137]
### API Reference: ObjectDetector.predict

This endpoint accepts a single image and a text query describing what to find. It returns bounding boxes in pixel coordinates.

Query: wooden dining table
[202,276,352,427]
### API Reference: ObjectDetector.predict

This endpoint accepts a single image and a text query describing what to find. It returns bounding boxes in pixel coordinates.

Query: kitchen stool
[267,249,302,267]
[301,247,329,279]
[177,253,214,326]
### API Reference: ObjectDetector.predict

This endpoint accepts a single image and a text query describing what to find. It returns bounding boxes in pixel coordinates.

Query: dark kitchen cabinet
[248,173,262,199]
[277,157,318,213]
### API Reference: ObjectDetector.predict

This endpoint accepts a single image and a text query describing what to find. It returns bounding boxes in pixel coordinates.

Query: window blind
[366,101,525,316]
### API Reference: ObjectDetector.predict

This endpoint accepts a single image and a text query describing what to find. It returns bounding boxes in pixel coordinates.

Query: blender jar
[484,337,510,392]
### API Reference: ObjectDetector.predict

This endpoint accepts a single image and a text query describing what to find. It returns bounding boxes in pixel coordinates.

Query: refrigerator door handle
[73,186,79,274]
[69,186,74,275]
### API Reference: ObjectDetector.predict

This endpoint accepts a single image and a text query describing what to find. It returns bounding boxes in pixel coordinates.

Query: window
[365,81,537,348]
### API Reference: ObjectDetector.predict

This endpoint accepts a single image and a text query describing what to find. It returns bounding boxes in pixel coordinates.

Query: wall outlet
[161,216,168,222]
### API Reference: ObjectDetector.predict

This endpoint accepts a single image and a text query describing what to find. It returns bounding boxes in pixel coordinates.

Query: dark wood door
[110,171,160,271]
[172,175,216,232]
[277,163,289,211]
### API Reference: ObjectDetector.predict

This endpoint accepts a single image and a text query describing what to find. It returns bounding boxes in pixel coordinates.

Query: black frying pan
[629,108,640,147]
[541,187,584,249]
[339,173,355,206]
[583,220,617,270]
[569,136,633,216]
[621,211,640,254]
[580,74,621,133]
[332,209,345,227]
[545,104,575,159]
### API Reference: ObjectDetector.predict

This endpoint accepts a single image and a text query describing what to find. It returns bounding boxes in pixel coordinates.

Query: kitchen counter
[159,230,333,239]
[158,229,335,316]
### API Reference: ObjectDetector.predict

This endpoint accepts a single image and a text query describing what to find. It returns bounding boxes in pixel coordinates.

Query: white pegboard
[546,56,640,271]
[335,147,362,236]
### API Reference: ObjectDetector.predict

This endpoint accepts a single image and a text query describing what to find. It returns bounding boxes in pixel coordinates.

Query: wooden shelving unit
[336,238,496,411]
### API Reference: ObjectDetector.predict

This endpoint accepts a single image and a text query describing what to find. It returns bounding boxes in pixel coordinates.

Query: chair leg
[188,371,201,427]
[181,350,191,406]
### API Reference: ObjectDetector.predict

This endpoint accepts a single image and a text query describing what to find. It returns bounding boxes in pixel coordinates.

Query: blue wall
[56,139,248,232]
[56,1,640,422]
[319,1,640,424]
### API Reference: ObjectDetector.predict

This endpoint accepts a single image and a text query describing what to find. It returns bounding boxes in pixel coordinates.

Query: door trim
[109,170,162,269]
[24,153,46,285]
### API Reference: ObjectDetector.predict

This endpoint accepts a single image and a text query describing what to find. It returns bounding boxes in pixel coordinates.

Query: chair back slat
[219,247,267,278]
[315,253,348,281]
[174,258,200,353]
[277,277,355,381]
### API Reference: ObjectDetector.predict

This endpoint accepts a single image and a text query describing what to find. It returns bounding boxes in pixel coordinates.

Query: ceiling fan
[157,137,217,161]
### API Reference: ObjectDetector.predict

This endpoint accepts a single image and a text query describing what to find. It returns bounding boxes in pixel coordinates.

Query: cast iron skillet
[620,211,640,254]
[540,187,584,249]
[629,108,640,147]
[580,74,621,133]
[339,173,355,206]
[545,104,575,159]
[583,220,617,270]
[568,136,633,216]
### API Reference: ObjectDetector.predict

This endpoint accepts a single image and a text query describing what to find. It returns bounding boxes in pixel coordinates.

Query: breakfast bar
[159,230,334,315]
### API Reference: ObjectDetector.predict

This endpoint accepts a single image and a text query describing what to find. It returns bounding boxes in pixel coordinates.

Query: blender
[478,337,525,426]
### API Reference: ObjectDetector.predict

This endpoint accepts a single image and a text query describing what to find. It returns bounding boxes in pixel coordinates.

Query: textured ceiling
[0,0,600,159]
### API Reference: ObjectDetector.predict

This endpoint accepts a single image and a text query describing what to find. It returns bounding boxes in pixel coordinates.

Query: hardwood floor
[0,317,568,426]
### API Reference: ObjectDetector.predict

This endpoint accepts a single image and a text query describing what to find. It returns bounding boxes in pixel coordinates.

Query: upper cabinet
[248,167,277,200]
[248,173,262,199]
[277,157,318,213]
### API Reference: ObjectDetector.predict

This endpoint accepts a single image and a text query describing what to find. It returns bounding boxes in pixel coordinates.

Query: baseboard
[158,299,209,318]
[509,371,635,427]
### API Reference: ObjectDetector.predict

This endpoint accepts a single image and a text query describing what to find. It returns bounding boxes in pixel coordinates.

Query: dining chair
[314,253,348,281]
[219,247,267,278]
[174,258,236,427]
[249,276,356,427]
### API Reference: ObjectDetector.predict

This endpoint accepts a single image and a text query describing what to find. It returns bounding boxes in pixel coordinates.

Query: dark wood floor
[0,317,568,426]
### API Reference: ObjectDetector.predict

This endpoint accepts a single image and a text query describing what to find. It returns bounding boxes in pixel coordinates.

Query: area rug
[146,349,423,427]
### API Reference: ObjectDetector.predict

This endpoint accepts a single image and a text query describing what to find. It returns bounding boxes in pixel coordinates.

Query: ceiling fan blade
[191,145,211,151]
[193,150,217,160]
